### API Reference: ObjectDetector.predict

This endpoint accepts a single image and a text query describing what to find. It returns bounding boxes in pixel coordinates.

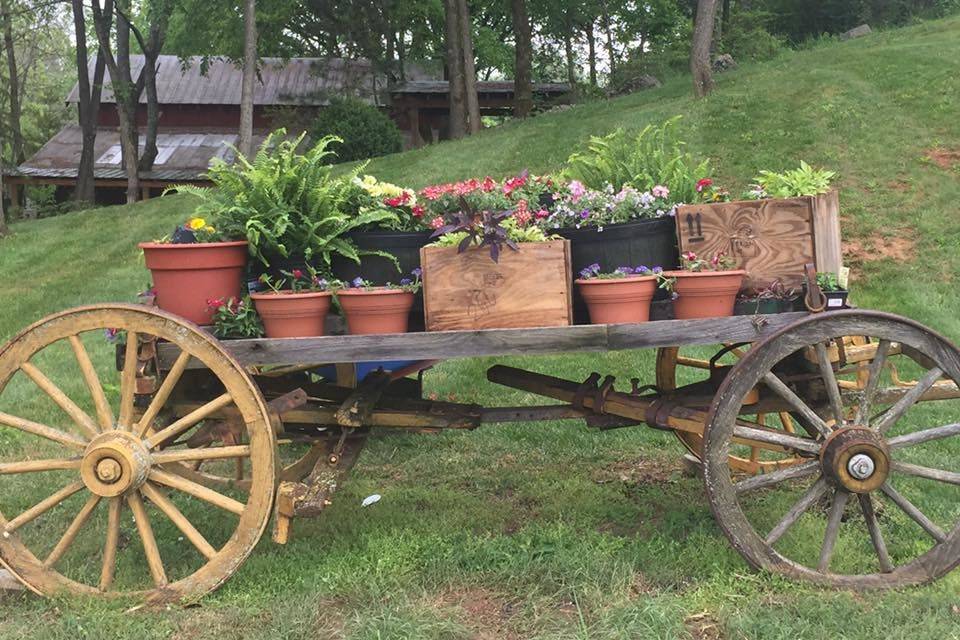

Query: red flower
[412,205,425,218]
[696,178,713,193]
[502,173,528,196]
[292,269,304,280]
[429,216,445,230]
[481,176,497,192]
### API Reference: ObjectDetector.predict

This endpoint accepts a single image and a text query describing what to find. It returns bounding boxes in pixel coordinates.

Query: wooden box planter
[420,240,573,331]
[676,191,841,291]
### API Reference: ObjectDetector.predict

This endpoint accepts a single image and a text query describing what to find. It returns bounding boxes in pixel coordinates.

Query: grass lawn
[1,15,960,639]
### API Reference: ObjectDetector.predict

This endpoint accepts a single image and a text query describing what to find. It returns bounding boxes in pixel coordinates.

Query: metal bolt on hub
[848,453,876,480]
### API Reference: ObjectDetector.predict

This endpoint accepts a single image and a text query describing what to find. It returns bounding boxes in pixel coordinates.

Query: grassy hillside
[1,16,959,639]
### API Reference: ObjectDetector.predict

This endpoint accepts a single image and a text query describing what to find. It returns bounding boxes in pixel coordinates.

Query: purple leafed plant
[430,197,519,263]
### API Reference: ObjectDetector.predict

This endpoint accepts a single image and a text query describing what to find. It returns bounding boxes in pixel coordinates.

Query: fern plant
[168,130,398,269]
[750,161,836,199]
[563,116,711,205]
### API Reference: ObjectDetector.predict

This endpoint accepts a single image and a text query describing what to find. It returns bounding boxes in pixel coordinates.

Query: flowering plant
[258,264,339,293]
[352,175,428,232]
[208,297,264,339]
[419,171,554,229]
[345,269,422,293]
[537,181,675,230]
[680,251,738,272]
[429,197,553,262]
[744,162,836,200]
[577,263,666,280]
[159,217,222,244]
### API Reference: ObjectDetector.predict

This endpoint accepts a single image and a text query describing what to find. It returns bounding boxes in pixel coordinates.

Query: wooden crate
[421,240,573,331]
[675,191,841,291]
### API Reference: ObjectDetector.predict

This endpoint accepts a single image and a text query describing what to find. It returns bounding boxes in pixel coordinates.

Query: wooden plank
[421,240,573,331]
[161,312,808,368]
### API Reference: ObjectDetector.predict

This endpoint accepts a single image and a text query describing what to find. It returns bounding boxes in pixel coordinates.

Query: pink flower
[682,251,698,262]
[481,176,497,192]
[429,216,445,230]
[696,178,713,193]
[412,205,425,218]
[568,180,586,201]
[503,173,528,196]
[652,185,670,199]
[514,199,532,226]
[535,208,550,220]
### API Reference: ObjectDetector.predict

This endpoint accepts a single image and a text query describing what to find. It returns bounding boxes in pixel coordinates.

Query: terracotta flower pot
[139,241,249,325]
[250,291,333,338]
[665,270,747,319]
[337,288,415,335]
[575,276,658,324]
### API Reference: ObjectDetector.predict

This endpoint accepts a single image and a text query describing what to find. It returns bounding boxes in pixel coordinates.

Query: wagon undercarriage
[3,304,960,602]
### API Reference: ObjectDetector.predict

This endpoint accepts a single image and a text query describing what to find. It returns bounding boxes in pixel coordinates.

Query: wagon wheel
[656,346,804,475]
[0,304,276,602]
[704,311,960,587]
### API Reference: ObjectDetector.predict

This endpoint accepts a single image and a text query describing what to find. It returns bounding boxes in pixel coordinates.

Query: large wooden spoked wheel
[704,311,960,588]
[0,305,276,602]
[656,345,805,475]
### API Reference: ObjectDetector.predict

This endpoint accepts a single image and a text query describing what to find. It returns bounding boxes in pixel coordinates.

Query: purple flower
[580,210,590,220]
[652,266,663,274]
[411,267,423,279]
[636,265,650,274]
[315,278,328,289]
[400,278,412,286]
[614,267,634,276]
[351,277,366,288]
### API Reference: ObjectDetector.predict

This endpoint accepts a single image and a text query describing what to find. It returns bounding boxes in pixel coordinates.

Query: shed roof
[9,124,269,182]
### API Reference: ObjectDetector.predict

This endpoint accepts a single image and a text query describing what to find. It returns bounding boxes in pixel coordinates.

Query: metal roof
[9,124,271,182]
[65,56,398,107]
[391,80,570,95]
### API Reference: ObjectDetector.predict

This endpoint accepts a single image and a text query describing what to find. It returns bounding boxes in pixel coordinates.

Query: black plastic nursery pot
[734,295,802,316]
[554,216,680,324]
[824,289,850,310]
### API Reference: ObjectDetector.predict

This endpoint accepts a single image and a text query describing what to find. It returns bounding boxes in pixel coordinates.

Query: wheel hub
[80,431,151,497]
[820,426,890,493]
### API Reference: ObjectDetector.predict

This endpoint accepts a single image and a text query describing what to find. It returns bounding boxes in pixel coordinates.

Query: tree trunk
[113,11,140,203]
[691,0,719,97]
[511,0,533,118]
[456,0,480,134]
[139,54,161,170]
[0,172,8,237]
[585,23,597,86]
[239,0,257,158]
[601,0,617,75]
[73,0,106,204]
[564,32,576,88]
[444,0,466,139]
[1,0,24,165]
[722,0,731,35]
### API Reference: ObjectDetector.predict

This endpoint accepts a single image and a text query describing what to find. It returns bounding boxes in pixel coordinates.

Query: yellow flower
[187,217,207,230]
[204,226,216,234]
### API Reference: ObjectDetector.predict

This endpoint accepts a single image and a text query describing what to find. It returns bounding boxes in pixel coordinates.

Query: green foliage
[167,130,398,268]
[751,161,837,198]
[210,297,264,339]
[311,97,403,163]
[431,216,552,247]
[817,272,843,292]
[720,11,787,62]
[563,116,711,204]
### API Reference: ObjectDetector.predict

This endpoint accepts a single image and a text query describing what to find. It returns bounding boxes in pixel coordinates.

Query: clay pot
[140,241,249,325]
[250,291,333,338]
[337,288,415,335]
[665,270,747,319]
[575,276,658,324]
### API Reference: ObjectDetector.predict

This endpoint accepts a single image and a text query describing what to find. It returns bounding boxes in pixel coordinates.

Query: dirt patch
[435,587,519,640]
[886,179,911,192]
[684,611,724,640]
[844,234,917,271]
[926,147,960,170]
[592,458,682,486]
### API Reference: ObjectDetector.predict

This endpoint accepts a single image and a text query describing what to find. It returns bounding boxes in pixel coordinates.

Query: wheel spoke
[891,461,960,486]
[735,460,820,493]
[144,393,233,450]
[887,423,960,450]
[3,481,85,534]
[140,482,217,560]
[136,350,191,438]
[117,331,140,430]
[817,489,849,572]
[151,444,251,465]
[858,493,893,572]
[148,468,245,515]
[873,367,943,435]
[765,477,829,545]
[44,494,101,568]
[732,424,821,454]
[68,335,113,432]
[815,342,846,427]
[880,482,946,543]
[0,458,82,475]
[762,373,832,438]
[855,339,891,426]
[127,491,167,587]
[20,362,99,439]
[0,412,86,449]
[99,497,121,592]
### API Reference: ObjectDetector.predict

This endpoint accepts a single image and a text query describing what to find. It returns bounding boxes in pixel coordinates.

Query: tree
[691,0,719,97]
[511,0,533,116]
[1,0,24,165]
[0,171,8,236]
[444,0,467,138]
[239,0,257,157]
[71,0,107,204]
[457,0,480,134]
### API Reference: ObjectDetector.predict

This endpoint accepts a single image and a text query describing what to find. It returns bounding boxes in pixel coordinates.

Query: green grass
[2,15,960,639]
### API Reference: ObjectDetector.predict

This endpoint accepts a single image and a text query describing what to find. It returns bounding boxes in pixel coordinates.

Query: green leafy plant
[816,272,844,292]
[346,269,423,293]
[166,130,398,268]
[208,297,264,339]
[747,161,836,199]
[311,96,403,163]
[430,198,554,262]
[563,116,712,205]
[258,264,340,293]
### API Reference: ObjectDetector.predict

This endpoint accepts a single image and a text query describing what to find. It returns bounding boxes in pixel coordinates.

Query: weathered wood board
[676,191,842,291]
[421,240,573,331]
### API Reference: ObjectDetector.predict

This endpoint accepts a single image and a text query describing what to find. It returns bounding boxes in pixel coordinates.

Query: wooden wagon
[2,297,960,603]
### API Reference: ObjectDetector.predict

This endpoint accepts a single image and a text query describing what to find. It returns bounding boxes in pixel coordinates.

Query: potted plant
[250,267,337,338]
[734,280,801,315]
[816,271,849,310]
[663,252,746,319]
[575,264,665,324]
[208,297,265,339]
[337,271,422,335]
[139,217,249,325]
